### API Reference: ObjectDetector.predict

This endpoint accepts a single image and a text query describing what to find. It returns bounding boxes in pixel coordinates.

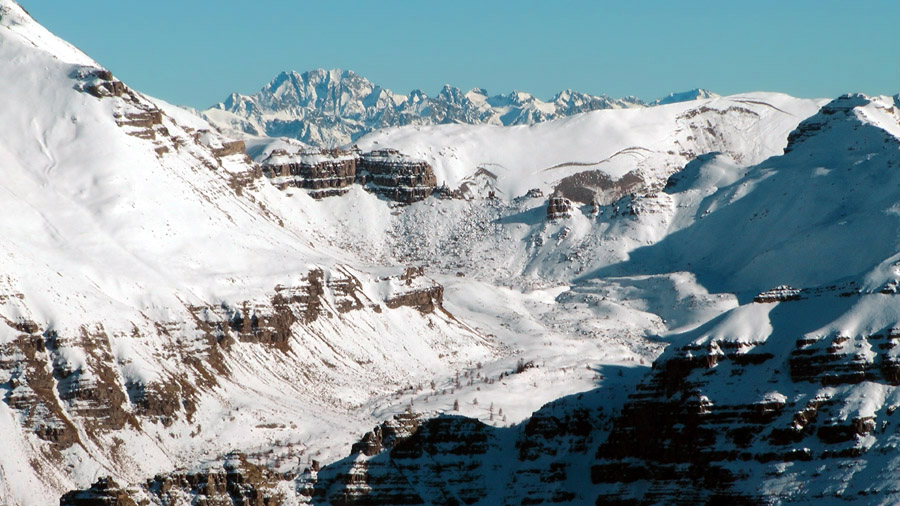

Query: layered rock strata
[260,148,436,203]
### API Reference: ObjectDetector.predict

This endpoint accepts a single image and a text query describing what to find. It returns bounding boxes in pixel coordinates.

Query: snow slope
[0,3,493,504]
[355,92,823,198]
[10,1,900,504]
[288,93,900,506]
[0,3,730,503]
[601,93,900,295]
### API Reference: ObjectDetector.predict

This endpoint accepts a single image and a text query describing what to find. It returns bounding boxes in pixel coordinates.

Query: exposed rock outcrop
[546,195,573,220]
[302,386,618,506]
[61,453,288,506]
[86,80,126,98]
[753,285,802,303]
[77,67,127,98]
[60,477,138,506]
[307,414,495,505]
[262,149,359,198]
[260,148,436,203]
[382,267,444,314]
[296,286,900,505]
[2,332,81,448]
[358,149,437,204]
[553,169,646,206]
[212,140,247,158]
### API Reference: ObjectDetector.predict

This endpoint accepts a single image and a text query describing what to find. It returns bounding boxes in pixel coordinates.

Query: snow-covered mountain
[0,3,491,503]
[651,87,719,105]
[7,1,900,504]
[199,68,711,147]
[292,92,900,505]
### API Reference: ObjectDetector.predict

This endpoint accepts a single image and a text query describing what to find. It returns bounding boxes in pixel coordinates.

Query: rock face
[212,140,247,158]
[383,267,445,313]
[589,288,900,504]
[753,285,803,303]
[783,94,872,154]
[260,148,437,203]
[78,68,127,98]
[56,304,900,505]
[546,195,573,220]
[298,385,622,506]
[305,413,496,505]
[3,263,460,503]
[359,149,437,204]
[262,149,359,198]
[60,477,138,506]
[61,453,289,506]
[553,169,647,206]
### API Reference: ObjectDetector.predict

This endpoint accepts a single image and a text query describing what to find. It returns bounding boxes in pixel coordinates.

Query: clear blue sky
[22,0,900,108]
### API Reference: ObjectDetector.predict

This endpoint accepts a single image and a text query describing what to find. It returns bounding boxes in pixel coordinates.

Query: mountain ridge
[200,67,718,147]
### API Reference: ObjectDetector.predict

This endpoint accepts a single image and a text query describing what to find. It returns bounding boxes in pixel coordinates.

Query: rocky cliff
[261,147,437,203]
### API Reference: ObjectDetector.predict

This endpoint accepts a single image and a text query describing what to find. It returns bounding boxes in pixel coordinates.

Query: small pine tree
[453,399,459,411]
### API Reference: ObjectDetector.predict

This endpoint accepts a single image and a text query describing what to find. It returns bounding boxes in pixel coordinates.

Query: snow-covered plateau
[4,1,900,505]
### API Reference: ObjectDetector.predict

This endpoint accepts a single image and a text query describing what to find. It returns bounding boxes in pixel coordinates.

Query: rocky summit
[199,68,717,147]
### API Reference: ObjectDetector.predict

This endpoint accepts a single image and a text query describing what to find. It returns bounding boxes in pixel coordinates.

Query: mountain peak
[651,88,719,106]
[204,69,714,147]
[1,0,98,67]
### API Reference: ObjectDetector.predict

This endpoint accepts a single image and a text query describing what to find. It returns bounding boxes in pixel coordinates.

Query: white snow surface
[355,92,823,197]
[8,1,900,504]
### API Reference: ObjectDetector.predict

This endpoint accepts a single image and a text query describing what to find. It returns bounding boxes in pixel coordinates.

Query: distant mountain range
[199,68,717,147]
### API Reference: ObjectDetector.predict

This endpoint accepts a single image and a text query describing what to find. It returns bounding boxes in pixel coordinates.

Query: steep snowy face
[0,4,498,505]
[0,0,309,329]
[201,69,657,147]
[0,0,97,66]
[582,93,900,504]
[614,93,900,295]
